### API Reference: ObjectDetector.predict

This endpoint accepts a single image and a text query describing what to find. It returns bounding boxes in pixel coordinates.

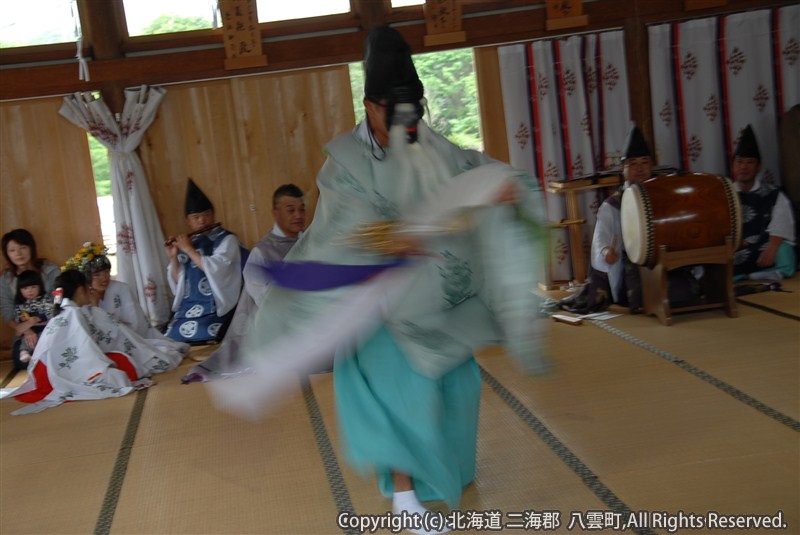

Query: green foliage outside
[349,47,482,151]
[0,27,74,48]
[88,135,111,197]
[138,14,211,36]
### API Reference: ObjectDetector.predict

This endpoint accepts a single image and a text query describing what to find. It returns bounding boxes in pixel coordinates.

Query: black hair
[272,184,304,208]
[14,270,45,305]
[53,270,87,316]
[83,254,112,279]
[2,228,44,276]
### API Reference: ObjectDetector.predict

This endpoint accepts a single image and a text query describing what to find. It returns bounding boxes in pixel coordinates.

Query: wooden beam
[1,0,794,102]
[354,0,389,30]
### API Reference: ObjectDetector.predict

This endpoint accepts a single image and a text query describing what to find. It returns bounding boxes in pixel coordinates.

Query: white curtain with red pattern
[59,86,171,327]
[498,31,630,282]
[649,5,800,186]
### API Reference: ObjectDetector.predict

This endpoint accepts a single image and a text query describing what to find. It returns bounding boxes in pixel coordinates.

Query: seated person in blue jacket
[731,125,796,281]
[164,178,242,344]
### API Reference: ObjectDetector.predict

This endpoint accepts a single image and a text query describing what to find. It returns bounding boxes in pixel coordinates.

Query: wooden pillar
[80,0,125,114]
[355,0,389,31]
[473,46,509,164]
[623,14,654,154]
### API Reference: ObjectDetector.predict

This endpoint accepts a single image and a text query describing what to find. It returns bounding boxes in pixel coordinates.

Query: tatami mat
[591,303,798,420]
[1,282,798,534]
[736,276,800,318]
[1,395,136,534]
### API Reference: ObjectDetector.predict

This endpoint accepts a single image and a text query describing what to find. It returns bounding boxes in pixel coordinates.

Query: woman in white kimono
[11,269,187,415]
[74,243,182,342]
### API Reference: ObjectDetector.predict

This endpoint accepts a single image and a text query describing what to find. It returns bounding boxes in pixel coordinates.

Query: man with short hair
[731,125,796,280]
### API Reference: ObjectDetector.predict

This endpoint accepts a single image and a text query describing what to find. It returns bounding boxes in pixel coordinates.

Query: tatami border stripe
[1,367,18,389]
[94,388,149,535]
[479,366,657,535]
[590,320,800,432]
[736,298,800,322]
[302,382,359,535]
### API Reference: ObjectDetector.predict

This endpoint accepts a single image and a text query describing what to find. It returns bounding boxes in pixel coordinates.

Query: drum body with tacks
[621,173,742,267]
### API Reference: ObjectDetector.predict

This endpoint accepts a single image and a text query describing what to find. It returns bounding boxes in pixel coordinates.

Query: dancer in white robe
[210,27,550,535]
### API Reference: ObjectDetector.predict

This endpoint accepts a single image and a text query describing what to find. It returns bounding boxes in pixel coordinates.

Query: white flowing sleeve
[203,234,242,316]
[591,201,620,272]
[110,281,150,335]
[167,262,186,312]
[767,192,796,244]
[592,201,624,301]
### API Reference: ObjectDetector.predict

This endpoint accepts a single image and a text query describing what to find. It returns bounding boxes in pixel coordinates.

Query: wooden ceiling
[0,0,793,113]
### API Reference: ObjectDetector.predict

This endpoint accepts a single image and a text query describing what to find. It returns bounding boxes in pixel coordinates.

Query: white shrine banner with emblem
[777,5,800,113]
[649,6,800,186]
[649,24,680,169]
[59,86,172,326]
[498,31,630,283]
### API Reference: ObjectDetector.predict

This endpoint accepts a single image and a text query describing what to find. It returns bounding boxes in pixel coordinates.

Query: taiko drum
[621,173,742,267]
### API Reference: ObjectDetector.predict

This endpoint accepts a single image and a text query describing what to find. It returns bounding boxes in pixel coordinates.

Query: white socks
[392,490,451,535]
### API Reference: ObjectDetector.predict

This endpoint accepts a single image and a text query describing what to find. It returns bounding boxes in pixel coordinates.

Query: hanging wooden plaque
[423,0,466,47]
[219,0,268,70]
[545,0,589,31]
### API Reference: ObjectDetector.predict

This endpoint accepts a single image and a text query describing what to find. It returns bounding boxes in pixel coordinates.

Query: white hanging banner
[59,86,172,327]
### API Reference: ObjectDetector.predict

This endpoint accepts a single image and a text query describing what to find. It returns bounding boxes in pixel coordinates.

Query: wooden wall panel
[140,65,354,250]
[0,97,102,350]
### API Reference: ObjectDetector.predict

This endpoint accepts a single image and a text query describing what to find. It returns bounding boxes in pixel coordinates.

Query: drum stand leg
[639,237,738,325]
[641,246,673,325]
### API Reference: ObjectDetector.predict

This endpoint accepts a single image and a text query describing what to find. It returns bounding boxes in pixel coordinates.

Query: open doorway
[87,134,117,276]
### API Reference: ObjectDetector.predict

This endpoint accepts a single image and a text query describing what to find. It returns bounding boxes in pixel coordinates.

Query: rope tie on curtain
[71,0,89,81]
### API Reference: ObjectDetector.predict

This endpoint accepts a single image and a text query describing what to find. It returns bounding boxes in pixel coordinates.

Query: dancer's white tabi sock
[392,490,451,535]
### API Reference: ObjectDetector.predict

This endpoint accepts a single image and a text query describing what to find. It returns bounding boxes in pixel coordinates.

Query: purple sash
[256,260,408,291]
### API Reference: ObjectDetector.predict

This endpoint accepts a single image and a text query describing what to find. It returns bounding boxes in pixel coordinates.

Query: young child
[13,270,55,363]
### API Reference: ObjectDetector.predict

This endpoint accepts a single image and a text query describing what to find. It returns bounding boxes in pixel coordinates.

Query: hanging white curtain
[648,5,800,185]
[498,30,630,282]
[59,86,171,327]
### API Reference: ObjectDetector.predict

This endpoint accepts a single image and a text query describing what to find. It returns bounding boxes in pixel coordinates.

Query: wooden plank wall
[0,97,103,351]
[0,64,356,352]
[141,65,354,248]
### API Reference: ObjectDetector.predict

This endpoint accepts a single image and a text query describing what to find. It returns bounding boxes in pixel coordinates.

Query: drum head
[621,186,648,265]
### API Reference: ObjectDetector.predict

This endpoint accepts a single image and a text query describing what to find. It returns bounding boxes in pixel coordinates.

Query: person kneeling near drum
[730,125,796,281]
[560,126,700,315]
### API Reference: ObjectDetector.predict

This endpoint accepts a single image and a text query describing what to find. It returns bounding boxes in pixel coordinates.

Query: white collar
[733,171,764,193]
[272,223,303,239]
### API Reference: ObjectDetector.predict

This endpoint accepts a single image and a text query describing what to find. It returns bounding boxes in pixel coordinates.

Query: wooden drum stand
[622,172,742,326]
[639,237,738,326]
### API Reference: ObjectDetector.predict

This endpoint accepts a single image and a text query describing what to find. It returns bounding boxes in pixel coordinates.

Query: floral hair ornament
[62,242,110,274]
[53,287,64,306]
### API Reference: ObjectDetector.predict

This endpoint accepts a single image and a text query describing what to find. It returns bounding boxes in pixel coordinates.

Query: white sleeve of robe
[168,262,186,312]
[767,192,796,244]
[591,200,624,301]
[101,280,150,336]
